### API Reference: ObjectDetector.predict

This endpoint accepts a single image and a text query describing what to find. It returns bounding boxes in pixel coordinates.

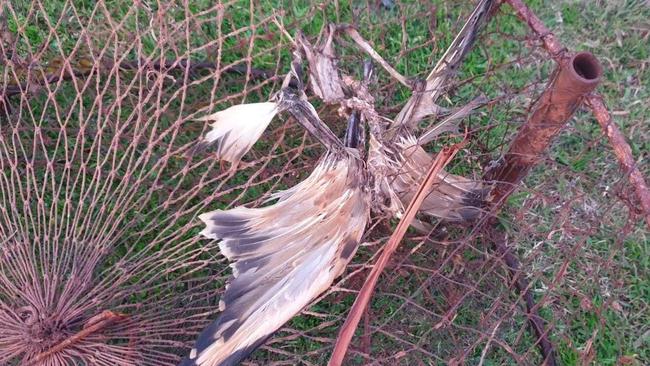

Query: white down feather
[197,102,278,163]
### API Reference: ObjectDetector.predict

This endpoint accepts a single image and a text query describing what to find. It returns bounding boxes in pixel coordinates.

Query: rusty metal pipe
[486,52,603,203]
[506,0,650,228]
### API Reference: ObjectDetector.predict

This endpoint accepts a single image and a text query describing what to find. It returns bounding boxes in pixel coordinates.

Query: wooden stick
[328,141,464,366]
[23,311,127,366]
[586,95,650,227]
[488,228,557,366]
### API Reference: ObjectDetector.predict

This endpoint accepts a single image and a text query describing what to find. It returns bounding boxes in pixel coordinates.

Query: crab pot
[485,51,603,204]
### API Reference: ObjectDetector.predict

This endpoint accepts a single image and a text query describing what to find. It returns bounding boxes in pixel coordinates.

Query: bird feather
[184,153,368,366]
[374,0,494,222]
[197,102,278,163]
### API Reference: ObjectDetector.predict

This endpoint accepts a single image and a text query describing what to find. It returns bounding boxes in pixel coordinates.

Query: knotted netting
[1,0,647,365]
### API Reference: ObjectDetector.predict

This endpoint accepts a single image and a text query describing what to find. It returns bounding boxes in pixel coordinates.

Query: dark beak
[344,111,361,149]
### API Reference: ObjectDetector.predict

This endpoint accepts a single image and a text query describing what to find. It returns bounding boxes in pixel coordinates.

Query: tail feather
[187,155,368,366]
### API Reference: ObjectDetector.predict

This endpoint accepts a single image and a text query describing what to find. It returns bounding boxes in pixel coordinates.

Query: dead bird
[368,0,495,223]
[180,3,496,361]
[180,90,369,366]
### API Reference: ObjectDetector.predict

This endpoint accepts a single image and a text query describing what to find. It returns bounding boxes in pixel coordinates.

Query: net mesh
[0,0,647,365]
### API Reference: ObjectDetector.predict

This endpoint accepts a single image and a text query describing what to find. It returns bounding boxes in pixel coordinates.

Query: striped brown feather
[183,152,368,366]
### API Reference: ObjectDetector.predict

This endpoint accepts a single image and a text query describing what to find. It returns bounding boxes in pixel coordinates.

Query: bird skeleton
[184,0,496,364]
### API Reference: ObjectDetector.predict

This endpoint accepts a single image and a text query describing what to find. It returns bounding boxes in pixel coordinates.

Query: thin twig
[328,140,465,366]
[337,25,411,88]
[477,319,502,366]
[272,14,296,46]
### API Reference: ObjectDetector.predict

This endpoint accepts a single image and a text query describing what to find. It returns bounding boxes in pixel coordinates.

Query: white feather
[198,102,278,163]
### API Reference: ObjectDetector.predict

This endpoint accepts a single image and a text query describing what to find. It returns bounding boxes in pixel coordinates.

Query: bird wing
[393,0,495,128]
[195,102,278,163]
[393,136,486,222]
[184,154,368,366]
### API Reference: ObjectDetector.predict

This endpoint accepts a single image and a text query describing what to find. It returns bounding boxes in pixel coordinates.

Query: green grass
[2,0,648,365]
